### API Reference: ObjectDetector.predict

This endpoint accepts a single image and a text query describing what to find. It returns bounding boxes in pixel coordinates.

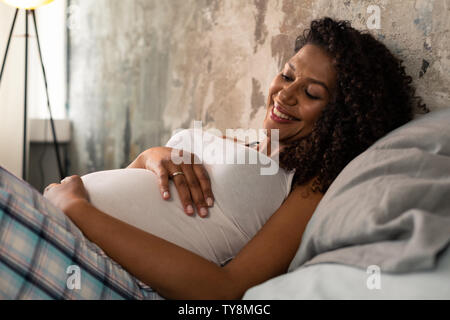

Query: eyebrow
[288,62,331,95]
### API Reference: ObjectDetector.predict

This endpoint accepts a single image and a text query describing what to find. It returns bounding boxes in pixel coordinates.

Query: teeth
[274,106,296,120]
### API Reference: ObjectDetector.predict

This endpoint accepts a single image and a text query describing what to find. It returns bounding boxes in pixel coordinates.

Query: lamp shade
[1,0,54,9]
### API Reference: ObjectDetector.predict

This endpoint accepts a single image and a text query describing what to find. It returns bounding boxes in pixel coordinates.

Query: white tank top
[81,129,295,266]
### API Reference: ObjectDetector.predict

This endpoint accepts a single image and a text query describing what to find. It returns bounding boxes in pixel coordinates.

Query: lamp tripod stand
[0,7,65,181]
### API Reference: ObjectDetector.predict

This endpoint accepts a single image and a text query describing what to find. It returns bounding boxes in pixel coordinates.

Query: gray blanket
[288,107,450,274]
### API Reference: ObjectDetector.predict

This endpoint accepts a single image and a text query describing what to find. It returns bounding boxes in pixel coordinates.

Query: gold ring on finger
[171,171,185,178]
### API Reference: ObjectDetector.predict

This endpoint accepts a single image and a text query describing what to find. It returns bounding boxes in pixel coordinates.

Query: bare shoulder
[224,177,324,298]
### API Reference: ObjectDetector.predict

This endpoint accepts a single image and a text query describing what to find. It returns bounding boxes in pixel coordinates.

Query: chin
[262,117,271,130]
[262,120,276,132]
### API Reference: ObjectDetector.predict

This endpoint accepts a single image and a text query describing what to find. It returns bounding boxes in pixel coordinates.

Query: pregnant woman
[1,17,426,299]
[80,128,296,269]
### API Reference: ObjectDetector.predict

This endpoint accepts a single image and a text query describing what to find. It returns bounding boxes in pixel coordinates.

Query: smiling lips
[270,102,300,123]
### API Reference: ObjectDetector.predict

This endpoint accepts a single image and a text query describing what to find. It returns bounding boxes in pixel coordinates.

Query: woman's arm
[46,176,323,299]
[63,199,233,299]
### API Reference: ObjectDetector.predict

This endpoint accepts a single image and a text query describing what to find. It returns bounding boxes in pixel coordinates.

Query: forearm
[65,200,237,299]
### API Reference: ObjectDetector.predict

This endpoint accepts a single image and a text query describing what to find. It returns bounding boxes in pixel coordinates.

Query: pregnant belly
[80,168,247,265]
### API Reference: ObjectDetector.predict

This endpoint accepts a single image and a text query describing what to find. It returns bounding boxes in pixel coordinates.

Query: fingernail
[206,197,214,207]
[186,205,194,215]
[163,191,169,199]
[199,207,208,218]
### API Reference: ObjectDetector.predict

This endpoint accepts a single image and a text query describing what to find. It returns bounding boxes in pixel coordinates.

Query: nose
[277,86,297,106]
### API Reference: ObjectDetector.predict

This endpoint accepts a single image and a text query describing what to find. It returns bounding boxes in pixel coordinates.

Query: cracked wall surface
[68,0,450,174]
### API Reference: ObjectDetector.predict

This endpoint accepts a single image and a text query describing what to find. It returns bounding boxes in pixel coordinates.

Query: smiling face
[263,44,337,146]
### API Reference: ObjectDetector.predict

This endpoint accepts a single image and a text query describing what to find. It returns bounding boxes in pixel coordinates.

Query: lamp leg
[0,8,19,87]
[23,9,29,181]
[31,10,65,180]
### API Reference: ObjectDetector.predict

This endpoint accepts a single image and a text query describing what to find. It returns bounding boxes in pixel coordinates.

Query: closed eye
[281,73,320,100]
[281,74,292,82]
[305,90,319,100]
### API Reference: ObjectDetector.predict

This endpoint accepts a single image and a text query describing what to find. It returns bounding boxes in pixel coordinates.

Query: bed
[1,107,449,299]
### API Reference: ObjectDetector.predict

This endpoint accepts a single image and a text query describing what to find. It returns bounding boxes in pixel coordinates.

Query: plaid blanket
[0,166,164,300]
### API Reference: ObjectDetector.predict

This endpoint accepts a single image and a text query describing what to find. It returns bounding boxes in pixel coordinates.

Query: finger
[152,163,171,200]
[166,163,195,216]
[181,164,209,218]
[44,183,59,193]
[62,174,80,181]
[60,176,73,184]
[192,164,214,207]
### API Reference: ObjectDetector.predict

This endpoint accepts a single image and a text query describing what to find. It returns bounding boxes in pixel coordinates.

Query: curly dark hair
[279,17,429,194]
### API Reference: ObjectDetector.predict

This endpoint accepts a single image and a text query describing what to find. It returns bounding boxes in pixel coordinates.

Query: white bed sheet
[243,245,450,299]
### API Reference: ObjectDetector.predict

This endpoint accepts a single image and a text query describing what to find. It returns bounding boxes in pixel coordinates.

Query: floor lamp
[0,0,65,181]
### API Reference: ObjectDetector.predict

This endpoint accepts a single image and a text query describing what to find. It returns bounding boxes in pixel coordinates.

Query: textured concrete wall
[68,0,450,174]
